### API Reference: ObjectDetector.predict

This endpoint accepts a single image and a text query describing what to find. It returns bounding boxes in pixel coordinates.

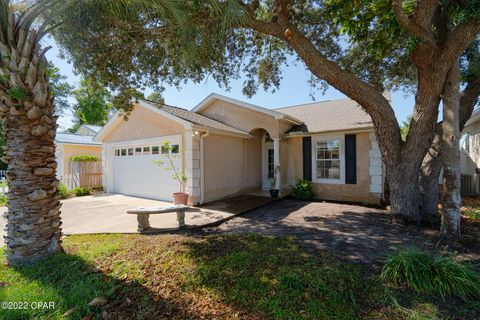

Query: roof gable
[193,93,303,125]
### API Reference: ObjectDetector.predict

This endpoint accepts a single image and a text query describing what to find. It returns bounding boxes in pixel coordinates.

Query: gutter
[200,130,211,205]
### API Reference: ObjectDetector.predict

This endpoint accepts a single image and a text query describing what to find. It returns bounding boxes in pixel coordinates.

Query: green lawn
[1,234,478,320]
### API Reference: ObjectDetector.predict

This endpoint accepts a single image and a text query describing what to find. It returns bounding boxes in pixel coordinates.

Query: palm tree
[1,0,189,265]
[0,0,62,265]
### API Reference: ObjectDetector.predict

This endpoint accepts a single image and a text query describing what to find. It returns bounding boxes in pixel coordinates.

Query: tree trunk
[441,61,461,240]
[0,7,63,265]
[388,163,421,223]
[419,133,442,219]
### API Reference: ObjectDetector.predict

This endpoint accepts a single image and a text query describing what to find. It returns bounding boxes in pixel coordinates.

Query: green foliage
[146,91,164,104]
[6,87,27,100]
[71,187,91,197]
[58,183,71,199]
[154,141,187,191]
[0,194,7,206]
[400,115,412,141]
[69,155,99,162]
[291,179,314,200]
[45,63,74,114]
[463,209,480,219]
[70,78,112,129]
[381,248,480,301]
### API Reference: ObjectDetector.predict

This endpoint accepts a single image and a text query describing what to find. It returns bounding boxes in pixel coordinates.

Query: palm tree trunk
[0,2,63,265]
[1,97,63,265]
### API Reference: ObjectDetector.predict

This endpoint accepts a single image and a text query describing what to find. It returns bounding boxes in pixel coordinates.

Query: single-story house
[460,108,480,196]
[95,93,384,205]
[55,124,102,178]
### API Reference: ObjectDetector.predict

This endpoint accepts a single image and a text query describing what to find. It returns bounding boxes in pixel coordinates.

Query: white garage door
[112,136,182,201]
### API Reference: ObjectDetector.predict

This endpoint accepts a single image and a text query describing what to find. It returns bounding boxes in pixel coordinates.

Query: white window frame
[312,134,345,184]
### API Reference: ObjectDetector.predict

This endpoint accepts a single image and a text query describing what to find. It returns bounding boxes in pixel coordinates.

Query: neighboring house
[95,93,384,205]
[460,108,480,196]
[55,125,102,178]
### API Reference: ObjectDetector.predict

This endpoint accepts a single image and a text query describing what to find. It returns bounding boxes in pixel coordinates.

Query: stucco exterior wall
[199,100,290,138]
[281,132,382,205]
[102,105,184,143]
[60,144,102,175]
[203,132,262,202]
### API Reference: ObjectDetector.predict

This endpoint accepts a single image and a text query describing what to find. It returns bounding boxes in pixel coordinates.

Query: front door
[263,146,274,190]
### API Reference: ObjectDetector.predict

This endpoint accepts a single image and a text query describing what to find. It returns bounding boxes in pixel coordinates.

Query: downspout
[200,130,211,204]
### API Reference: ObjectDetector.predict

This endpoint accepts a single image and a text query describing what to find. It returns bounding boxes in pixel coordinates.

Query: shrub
[58,183,71,199]
[291,179,314,200]
[381,248,480,301]
[71,187,91,197]
[70,155,98,162]
[0,194,7,206]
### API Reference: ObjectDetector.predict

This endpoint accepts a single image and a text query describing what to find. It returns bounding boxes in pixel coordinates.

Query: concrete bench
[127,205,199,232]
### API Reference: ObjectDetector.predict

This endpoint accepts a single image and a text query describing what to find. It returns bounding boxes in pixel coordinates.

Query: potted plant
[269,166,280,198]
[154,142,188,205]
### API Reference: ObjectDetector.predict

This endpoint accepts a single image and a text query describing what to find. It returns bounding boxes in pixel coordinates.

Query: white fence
[60,174,80,190]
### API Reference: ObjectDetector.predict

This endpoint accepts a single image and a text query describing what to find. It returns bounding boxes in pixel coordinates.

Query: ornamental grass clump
[381,248,480,301]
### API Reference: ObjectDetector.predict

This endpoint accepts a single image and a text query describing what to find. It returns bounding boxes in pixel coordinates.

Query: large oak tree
[53,1,479,227]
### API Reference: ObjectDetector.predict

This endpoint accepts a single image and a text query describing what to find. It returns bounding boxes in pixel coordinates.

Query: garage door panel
[112,137,182,201]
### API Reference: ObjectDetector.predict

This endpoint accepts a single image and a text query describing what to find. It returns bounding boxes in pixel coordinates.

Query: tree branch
[247,18,401,163]
[413,0,440,30]
[392,0,435,42]
[440,20,480,67]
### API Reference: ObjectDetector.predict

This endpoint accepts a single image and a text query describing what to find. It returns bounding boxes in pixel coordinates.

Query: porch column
[273,138,281,190]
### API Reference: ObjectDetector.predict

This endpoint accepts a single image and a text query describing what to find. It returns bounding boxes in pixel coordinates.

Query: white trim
[311,133,345,184]
[273,138,281,190]
[192,125,253,139]
[368,132,383,194]
[104,135,181,148]
[94,101,193,142]
[199,130,211,204]
[284,128,374,137]
[56,142,101,147]
[192,93,303,125]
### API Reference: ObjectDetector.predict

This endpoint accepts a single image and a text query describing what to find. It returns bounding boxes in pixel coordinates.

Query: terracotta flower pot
[172,192,189,205]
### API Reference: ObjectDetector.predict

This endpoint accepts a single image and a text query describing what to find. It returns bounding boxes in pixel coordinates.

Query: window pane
[121,149,126,156]
[143,147,151,155]
[161,146,168,154]
[135,147,142,155]
[115,149,120,156]
[315,139,341,180]
[171,144,179,154]
[128,148,134,156]
[152,146,160,155]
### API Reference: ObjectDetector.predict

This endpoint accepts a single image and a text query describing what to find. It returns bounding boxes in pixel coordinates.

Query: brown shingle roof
[275,98,373,133]
[142,100,250,136]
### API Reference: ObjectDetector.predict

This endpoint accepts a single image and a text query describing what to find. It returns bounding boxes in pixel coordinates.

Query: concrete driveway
[0,194,232,238]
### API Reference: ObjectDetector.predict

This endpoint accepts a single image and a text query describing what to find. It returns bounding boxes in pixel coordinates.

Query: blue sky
[44,37,415,131]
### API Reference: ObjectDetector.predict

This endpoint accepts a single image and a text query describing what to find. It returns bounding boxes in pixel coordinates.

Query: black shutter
[345,134,357,184]
[303,137,312,180]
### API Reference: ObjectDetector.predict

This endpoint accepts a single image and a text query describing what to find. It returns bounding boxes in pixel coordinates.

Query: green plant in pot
[269,166,280,198]
[154,142,188,205]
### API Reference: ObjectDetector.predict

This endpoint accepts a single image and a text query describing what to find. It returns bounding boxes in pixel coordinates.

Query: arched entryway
[250,128,281,192]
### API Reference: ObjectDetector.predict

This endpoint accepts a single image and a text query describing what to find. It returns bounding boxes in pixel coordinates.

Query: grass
[1,234,479,319]
[381,248,480,301]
